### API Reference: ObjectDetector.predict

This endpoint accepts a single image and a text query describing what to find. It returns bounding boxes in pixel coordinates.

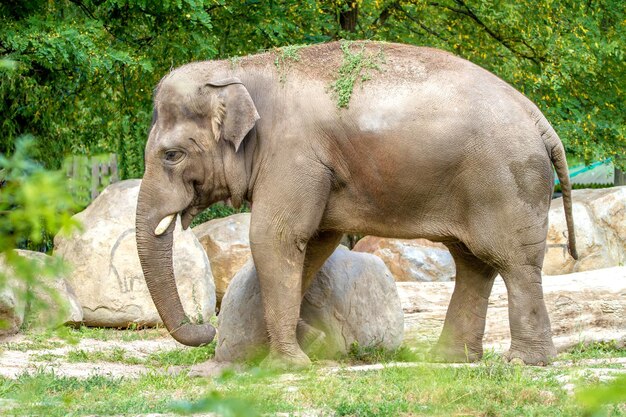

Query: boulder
[15,250,83,327]
[545,186,626,275]
[54,180,215,327]
[0,250,82,335]
[192,213,251,308]
[399,266,626,353]
[353,236,455,282]
[216,247,404,362]
[0,260,26,337]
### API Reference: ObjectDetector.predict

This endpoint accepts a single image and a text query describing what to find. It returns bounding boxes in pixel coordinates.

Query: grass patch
[274,44,306,83]
[30,353,63,362]
[146,342,216,366]
[559,340,626,363]
[345,342,423,364]
[67,325,167,342]
[66,347,143,365]
[330,40,385,108]
[1,334,64,352]
[229,55,242,70]
[0,372,200,417]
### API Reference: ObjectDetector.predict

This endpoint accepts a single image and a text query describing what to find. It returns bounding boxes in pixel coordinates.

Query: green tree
[1,0,623,180]
[1,0,218,178]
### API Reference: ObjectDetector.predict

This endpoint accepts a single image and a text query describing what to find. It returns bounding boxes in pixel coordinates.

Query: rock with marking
[54,180,215,327]
[353,236,455,282]
[544,186,626,275]
[215,246,404,362]
[192,213,252,309]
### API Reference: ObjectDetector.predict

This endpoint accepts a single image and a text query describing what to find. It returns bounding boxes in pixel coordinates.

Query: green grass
[146,342,216,366]
[2,361,617,417]
[67,324,167,341]
[558,340,626,363]
[1,330,624,417]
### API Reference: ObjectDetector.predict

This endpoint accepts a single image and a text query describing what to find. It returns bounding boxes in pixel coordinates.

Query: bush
[0,136,80,330]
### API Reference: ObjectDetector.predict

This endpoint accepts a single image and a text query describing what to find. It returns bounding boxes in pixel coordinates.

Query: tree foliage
[1,0,624,178]
[0,136,80,330]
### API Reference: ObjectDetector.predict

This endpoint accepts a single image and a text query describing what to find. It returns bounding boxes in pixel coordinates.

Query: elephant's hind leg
[501,262,556,365]
[432,242,497,362]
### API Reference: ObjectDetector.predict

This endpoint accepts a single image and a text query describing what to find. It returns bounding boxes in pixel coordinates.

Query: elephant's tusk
[154,214,176,236]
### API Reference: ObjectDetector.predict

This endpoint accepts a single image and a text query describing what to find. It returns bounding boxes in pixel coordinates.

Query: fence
[65,154,119,203]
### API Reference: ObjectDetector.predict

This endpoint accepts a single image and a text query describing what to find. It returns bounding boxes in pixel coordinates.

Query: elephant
[136,41,577,368]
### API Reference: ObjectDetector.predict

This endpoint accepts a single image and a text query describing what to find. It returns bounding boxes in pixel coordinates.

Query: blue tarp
[556,159,614,185]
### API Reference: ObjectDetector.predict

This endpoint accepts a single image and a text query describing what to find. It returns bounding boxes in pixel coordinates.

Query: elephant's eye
[164,150,183,163]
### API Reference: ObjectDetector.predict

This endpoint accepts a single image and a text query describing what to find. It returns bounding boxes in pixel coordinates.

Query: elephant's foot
[261,347,312,371]
[430,341,483,363]
[296,320,327,357]
[505,342,556,366]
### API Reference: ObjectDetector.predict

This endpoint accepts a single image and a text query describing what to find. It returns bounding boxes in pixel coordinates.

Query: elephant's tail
[536,113,579,260]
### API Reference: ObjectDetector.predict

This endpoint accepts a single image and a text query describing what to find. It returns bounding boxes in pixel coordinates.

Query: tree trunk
[398,267,626,353]
[339,2,358,32]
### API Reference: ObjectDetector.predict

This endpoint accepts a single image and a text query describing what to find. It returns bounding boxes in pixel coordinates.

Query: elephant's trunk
[135,183,216,347]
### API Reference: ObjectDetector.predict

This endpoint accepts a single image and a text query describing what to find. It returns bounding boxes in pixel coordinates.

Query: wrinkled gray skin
[136,42,577,368]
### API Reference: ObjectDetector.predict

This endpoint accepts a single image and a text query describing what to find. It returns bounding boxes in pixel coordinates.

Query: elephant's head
[136,71,259,346]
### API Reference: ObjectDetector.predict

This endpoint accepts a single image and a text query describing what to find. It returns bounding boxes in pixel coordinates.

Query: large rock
[0,250,82,336]
[0,259,26,337]
[216,247,404,362]
[545,187,626,275]
[54,180,215,327]
[399,266,626,352]
[192,213,251,308]
[353,236,455,282]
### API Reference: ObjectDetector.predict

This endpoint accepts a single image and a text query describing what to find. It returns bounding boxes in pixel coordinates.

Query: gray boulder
[0,250,83,336]
[216,246,404,362]
[54,180,216,327]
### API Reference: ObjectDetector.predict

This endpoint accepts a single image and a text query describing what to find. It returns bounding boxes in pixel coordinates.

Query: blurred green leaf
[170,391,259,417]
[0,136,81,331]
[576,374,626,417]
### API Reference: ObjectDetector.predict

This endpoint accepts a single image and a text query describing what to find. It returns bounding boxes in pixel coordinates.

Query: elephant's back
[229,41,482,85]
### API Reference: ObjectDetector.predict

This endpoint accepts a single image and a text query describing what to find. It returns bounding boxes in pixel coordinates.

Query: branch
[429,0,544,66]
[68,0,122,44]
[398,5,448,43]
[373,1,400,28]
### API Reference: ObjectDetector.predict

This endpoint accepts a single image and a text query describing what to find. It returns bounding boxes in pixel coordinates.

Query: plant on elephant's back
[273,44,306,83]
[330,40,386,108]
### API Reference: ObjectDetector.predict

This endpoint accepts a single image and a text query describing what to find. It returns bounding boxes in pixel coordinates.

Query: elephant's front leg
[249,177,331,369]
[252,234,308,368]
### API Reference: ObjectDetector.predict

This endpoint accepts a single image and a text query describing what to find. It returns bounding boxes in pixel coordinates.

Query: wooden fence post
[616,167,625,186]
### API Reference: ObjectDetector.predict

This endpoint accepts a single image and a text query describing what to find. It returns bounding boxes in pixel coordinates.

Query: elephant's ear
[208,78,260,152]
